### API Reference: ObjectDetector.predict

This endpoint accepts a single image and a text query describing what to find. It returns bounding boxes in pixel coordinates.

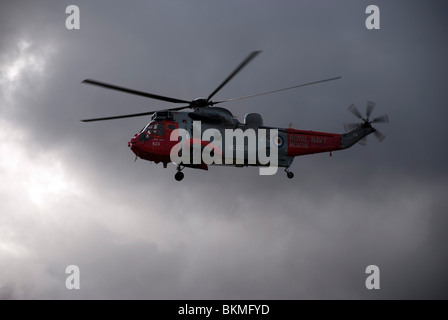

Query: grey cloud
[1,0,447,299]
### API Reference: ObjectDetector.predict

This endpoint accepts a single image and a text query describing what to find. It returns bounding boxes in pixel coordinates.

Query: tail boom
[286,124,375,157]
[286,129,341,157]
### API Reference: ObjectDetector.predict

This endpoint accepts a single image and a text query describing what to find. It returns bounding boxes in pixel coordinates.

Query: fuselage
[128,108,375,171]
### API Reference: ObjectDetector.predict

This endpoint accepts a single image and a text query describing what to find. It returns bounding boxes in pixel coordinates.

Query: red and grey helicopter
[81,51,388,181]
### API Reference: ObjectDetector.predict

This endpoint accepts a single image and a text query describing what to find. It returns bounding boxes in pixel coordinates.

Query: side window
[146,124,153,134]
[153,123,164,137]
[152,123,158,136]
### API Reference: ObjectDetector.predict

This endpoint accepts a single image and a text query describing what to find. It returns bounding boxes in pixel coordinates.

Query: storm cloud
[1,0,447,299]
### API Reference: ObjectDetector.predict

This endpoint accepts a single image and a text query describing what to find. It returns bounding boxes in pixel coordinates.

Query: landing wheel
[175,171,184,181]
[285,168,294,179]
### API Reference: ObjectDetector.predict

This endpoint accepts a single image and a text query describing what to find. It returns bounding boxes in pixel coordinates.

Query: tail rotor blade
[348,104,363,120]
[372,114,389,124]
[374,130,386,142]
[358,137,367,146]
[366,101,376,119]
[344,123,360,132]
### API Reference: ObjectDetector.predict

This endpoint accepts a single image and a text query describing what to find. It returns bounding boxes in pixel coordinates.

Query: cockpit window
[141,122,165,137]
[139,123,149,133]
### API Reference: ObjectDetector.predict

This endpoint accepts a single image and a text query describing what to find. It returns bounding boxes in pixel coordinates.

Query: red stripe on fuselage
[286,129,341,156]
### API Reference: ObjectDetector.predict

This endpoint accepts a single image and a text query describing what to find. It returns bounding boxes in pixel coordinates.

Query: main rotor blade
[81,111,156,122]
[81,105,189,122]
[82,79,191,104]
[366,101,376,119]
[215,76,341,104]
[206,51,262,103]
[348,104,363,120]
[372,114,389,123]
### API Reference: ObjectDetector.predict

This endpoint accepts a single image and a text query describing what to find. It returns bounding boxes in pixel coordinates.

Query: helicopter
[81,51,389,181]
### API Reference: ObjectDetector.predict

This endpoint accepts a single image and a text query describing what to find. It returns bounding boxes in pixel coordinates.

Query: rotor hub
[362,119,372,128]
[191,97,209,109]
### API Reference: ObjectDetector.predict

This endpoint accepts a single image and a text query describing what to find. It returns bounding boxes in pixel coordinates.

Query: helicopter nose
[128,134,138,148]
[128,134,142,156]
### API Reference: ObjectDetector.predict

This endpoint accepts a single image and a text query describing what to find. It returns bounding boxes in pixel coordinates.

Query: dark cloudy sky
[1,0,447,299]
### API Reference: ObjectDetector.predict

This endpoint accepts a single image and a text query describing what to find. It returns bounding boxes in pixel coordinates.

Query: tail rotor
[344,101,389,145]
